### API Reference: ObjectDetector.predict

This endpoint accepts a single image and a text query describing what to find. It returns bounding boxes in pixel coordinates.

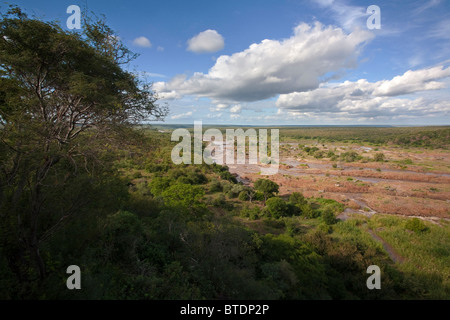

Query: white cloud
[133,36,152,48]
[276,65,450,119]
[207,112,223,119]
[313,0,367,31]
[230,104,242,113]
[215,103,228,110]
[155,22,373,102]
[373,66,450,96]
[157,46,165,52]
[171,111,193,120]
[139,71,167,78]
[187,30,225,53]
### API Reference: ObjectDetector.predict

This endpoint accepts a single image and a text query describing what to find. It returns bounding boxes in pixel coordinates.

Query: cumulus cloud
[373,66,450,96]
[187,30,225,53]
[155,22,373,102]
[276,65,450,118]
[133,36,152,48]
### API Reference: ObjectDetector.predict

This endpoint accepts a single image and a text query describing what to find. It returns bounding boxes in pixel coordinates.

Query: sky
[5,0,450,125]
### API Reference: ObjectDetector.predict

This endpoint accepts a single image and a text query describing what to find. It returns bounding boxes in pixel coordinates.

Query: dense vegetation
[0,6,448,300]
[1,128,448,299]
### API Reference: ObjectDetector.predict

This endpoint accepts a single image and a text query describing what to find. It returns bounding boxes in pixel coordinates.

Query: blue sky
[6,0,450,125]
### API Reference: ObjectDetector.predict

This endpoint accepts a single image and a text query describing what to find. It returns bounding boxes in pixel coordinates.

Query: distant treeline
[278,126,450,148]
[148,125,450,149]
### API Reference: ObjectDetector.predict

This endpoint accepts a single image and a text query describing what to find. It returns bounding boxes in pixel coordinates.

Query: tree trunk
[32,243,46,280]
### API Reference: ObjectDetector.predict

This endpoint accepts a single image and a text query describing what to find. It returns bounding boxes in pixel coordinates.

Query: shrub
[132,171,143,179]
[209,180,223,193]
[238,190,248,201]
[254,179,279,203]
[300,203,317,218]
[405,218,428,233]
[374,153,385,162]
[265,197,290,219]
[211,193,227,208]
[322,208,337,225]
[161,183,205,209]
[289,192,307,207]
[149,177,172,196]
[340,151,360,162]
[313,150,325,159]
[146,163,170,173]
[240,204,261,220]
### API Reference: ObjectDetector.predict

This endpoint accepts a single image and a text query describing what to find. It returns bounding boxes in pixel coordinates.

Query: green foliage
[209,179,223,193]
[281,126,450,149]
[149,177,172,196]
[254,179,279,202]
[313,150,325,159]
[265,197,290,219]
[161,183,205,209]
[322,208,337,225]
[340,151,361,162]
[289,192,307,207]
[1,6,448,300]
[101,211,144,264]
[240,204,261,220]
[405,218,428,233]
[310,198,344,217]
[238,190,249,201]
[210,193,229,209]
[146,162,170,173]
[374,152,386,162]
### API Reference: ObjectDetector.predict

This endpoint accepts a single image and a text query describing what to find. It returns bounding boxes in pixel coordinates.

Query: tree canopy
[254,178,279,204]
[0,6,167,281]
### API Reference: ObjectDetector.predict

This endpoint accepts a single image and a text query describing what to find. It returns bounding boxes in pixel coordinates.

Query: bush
[161,183,205,209]
[340,151,360,162]
[322,208,337,225]
[146,163,170,173]
[265,197,290,219]
[209,180,223,193]
[289,192,307,207]
[300,203,318,219]
[220,171,237,183]
[187,170,208,184]
[313,150,325,159]
[254,179,279,203]
[405,218,428,233]
[238,190,249,201]
[254,192,265,202]
[132,171,143,179]
[240,205,261,220]
[101,210,144,264]
[374,153,385,162]
[224,184,244,199]
[211,193,227,208]
[149,177,172,196]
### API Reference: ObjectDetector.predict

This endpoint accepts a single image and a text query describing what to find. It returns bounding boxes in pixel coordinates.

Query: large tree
[254,178,279,204]
[0,6,167,282]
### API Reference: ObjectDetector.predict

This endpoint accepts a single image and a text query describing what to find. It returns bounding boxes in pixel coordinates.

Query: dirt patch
[228,142,450,220]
